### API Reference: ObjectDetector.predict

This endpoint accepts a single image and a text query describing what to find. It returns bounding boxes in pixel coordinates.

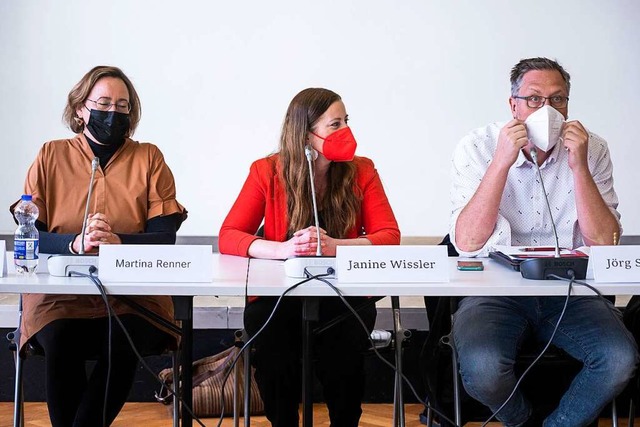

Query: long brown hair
[62,65,142,135]
[279,88,361,238]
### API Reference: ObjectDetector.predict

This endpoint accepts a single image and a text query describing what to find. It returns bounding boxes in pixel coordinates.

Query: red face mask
[311,127,357,162]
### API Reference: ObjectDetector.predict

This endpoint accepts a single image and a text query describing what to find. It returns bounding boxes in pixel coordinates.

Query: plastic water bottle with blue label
[14,194,39,275]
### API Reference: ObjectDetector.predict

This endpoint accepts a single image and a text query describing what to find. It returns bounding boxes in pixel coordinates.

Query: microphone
[283,146,336,278]
[80,157,99,254]
[48,156,100,276]
[305,145,323,256]
[519,147,588,280]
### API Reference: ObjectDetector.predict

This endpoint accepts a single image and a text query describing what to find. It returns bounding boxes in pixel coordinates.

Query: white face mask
[524,105,565,152]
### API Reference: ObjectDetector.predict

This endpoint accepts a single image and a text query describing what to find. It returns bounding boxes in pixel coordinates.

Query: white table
[247,257,639,296]
[246,256,640,427]
[4,254,639,427]
[0,253,248,296]
[0,253,250,427]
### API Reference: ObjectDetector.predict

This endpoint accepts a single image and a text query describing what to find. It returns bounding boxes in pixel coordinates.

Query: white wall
[1,0,639,237]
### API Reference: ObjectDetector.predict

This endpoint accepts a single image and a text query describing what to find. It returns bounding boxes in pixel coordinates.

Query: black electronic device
[519,256,588,280]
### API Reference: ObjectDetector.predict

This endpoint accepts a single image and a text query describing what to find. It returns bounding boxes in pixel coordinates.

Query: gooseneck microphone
[530,147,561,258]
[48,156,100,276]
[283,147,336,278]
[519,147,588,280]
[305,146,322,256]
[79,157,99,254]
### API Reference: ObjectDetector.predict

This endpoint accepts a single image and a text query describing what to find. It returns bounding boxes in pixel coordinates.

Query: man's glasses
[513,95,569,109]
[86,97,131,113]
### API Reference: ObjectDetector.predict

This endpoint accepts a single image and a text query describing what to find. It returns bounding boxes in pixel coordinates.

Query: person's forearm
[573,170,620,245]
[34,214,180,253]
[38,230,76,254]
[322,236,372,256]
[455,162,510,251]
[117,232,176,245]
[116,213,180,245]
[247,239,286,260]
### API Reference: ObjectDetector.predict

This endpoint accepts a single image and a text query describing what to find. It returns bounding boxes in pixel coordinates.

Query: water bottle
[14,194,39,275]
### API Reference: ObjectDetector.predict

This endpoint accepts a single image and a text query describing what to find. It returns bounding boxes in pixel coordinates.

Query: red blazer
[219,154,401,256]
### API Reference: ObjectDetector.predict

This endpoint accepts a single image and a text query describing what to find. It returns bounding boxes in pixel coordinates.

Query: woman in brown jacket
[11,65,187,427]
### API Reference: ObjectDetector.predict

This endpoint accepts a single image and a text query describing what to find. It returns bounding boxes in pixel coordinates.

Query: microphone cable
[479,277,574,427]
[212,271,333,427]
[548,274,620,315]
[69,267,207,427]
[549,274,602,297]
[69,267,113,427]
[473,276,610,426]
[309,269,462,427]
[70,262,333,427]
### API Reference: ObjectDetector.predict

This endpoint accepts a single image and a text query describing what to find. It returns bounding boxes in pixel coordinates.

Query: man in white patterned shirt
[450,57,638,427]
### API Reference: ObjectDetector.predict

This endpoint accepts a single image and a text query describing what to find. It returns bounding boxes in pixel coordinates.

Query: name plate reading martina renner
[98,245,212,282]
[591,245,640,283]
[336,245,449,283]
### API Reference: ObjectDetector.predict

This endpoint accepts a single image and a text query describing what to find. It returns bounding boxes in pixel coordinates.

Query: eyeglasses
[513,95,569,109]
[86,97,131,113]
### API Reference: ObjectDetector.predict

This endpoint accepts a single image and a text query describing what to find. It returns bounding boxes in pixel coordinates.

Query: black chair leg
[14,352,24,427]
[391,296,410,427]
[243,333,251,427]
[440,333,462,427]
[172,350,179,427]
[424,404,433,427]
[232,329,251,427]
[7,328,24,427]
[232,341,240,427]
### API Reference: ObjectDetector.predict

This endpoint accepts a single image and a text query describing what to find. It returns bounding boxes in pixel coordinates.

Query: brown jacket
[16,134,187,349]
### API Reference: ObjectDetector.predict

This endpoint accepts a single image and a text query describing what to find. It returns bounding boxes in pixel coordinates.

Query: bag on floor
[156,345,264,417]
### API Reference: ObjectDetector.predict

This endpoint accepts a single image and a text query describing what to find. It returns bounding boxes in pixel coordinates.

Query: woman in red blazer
[219,88,400,427]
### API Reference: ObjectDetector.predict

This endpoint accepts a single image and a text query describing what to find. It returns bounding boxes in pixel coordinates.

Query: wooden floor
[0,402,628,427]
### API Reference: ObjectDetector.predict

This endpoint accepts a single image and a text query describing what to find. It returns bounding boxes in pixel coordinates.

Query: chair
[621,295,640,427]
[420,235,619,427]
[235,299,403,427]
[232,328,254,427]
[7,295,181,427]
[316,296,408,425]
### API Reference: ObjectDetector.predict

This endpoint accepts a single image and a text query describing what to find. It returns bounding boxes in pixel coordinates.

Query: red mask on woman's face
[311,127,357,162]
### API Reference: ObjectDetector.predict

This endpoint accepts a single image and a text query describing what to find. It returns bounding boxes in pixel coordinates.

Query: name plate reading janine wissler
[336,245,449,283]
[99,245,212,282]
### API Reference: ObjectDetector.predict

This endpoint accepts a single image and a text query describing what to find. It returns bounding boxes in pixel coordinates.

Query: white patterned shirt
[449,121,621,257]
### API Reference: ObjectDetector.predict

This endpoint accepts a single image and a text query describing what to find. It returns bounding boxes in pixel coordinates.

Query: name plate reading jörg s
[336,245,449,283]
[591,245,640,283]
[98,245,212,282]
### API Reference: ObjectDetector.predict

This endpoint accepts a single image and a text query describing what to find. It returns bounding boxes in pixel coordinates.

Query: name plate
[98,245,212,282]
[591,246,640,282]
[336,245,449,283]
[0,240,6,277]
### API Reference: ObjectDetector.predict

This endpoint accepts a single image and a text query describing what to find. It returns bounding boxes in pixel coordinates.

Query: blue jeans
[452,296,638,427]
